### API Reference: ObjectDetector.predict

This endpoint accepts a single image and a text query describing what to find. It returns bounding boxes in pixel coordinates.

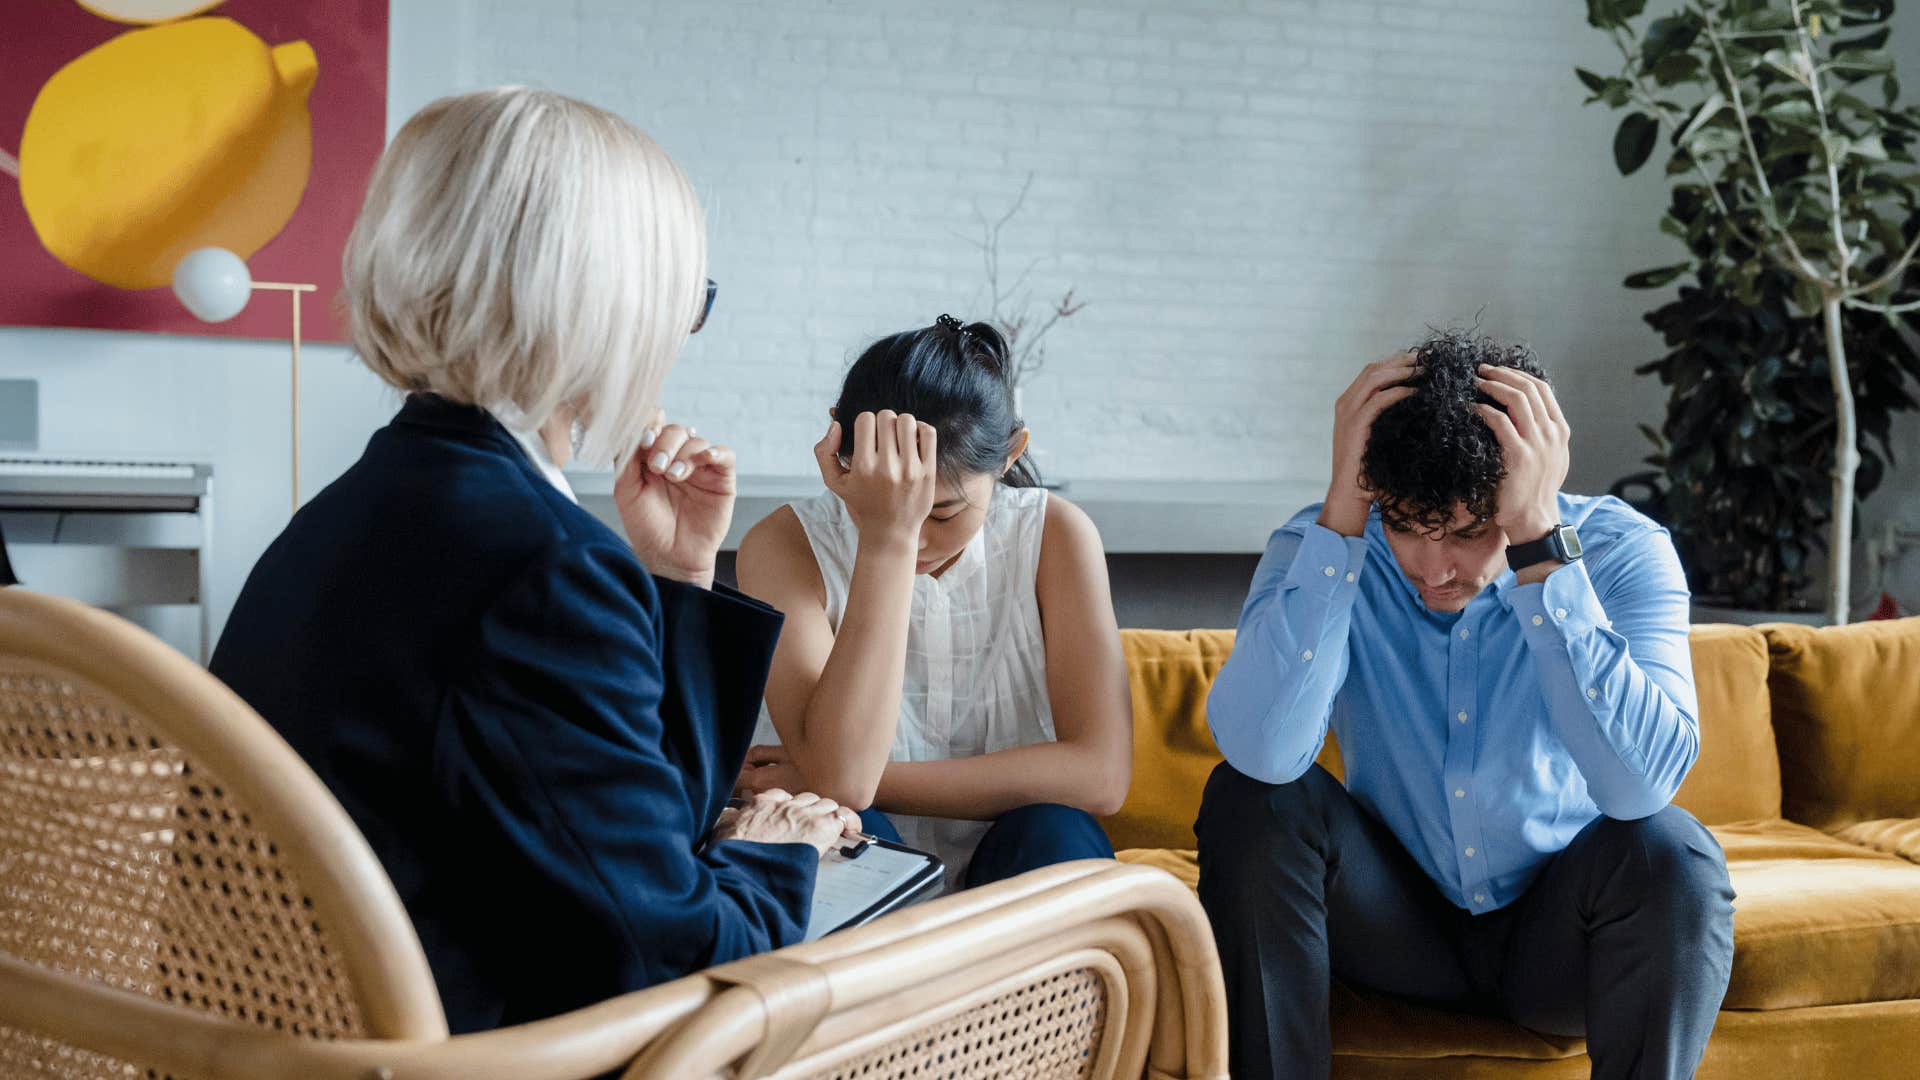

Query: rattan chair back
[0,589,445,1079]
[626,860,1229,1080]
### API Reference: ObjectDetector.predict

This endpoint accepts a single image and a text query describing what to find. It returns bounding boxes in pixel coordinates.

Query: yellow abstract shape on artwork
[76,0,226,25]
[19,17,317,290]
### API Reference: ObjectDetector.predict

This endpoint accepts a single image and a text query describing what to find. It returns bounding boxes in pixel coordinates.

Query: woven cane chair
[0,588,716,1079]
[0,589,1229,1079]
[627,860,1229,1080]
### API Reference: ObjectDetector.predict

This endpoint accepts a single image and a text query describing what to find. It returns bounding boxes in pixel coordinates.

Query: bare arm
[868,496,1132,819]
[737,413,934,810]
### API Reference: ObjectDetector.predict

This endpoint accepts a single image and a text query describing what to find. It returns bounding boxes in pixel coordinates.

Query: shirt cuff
[1505,559,1608,641]
[1284,524,1369,596]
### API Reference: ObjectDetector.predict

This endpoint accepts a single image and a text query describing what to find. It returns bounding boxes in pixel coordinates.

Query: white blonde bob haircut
[342,86,706,468]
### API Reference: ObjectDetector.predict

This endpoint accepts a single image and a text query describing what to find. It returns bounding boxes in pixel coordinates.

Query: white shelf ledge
[567,473,1317,554]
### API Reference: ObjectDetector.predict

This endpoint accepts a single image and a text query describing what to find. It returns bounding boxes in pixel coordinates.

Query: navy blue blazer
[212,394,814,1034]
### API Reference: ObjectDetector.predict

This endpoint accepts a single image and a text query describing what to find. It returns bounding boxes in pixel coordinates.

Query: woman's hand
[616,410,736,589]
[813,411,938,548]
[736,744,806,798]
[713,789,861,857]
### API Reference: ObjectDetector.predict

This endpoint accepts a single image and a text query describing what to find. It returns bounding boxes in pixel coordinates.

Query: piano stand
[0,458,215,661]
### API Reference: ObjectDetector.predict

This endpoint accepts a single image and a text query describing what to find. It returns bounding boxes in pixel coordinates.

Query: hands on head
[813,410,939,547]
[1319,351,1571,543]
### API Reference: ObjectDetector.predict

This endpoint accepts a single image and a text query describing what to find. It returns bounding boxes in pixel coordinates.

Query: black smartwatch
[1506,524,1583,572]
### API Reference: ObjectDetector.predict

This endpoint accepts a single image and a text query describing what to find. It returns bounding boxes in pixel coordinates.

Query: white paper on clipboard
[804,839,943,942]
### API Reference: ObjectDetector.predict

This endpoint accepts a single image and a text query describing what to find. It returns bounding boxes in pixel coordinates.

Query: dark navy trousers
[860,803,1114,888]
[1196,763,1735,1080]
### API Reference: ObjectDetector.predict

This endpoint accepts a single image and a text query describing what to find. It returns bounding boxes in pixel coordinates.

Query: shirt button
[1301,649,1314,661]
[1474,892,1486,904]
[1465,847,1475,858]
[1586,687,1599,699]
[1345,571,1356,582]
[1323,565,1336,577]
[1555,607,1569,619]
[1531,614,1544,626]
[1459,627,1470,639]
[1456,710,1469,723]
[1454,788,1465,799]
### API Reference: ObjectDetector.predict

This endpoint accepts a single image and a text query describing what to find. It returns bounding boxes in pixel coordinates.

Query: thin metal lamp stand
[251,281,316,514]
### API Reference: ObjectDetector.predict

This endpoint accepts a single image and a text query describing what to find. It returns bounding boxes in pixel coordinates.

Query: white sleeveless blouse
[752,484,1057,888]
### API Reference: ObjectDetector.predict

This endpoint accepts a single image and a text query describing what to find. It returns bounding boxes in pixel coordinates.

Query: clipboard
[803,835,945,942]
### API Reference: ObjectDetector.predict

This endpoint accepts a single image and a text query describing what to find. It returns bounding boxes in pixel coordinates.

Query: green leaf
[1587,0,1631,28]
[1830,48,1896,76]
[1829,27,1892,54]
[1615,112,1661,174]
[1849,133,1890,159]
[1763,48,1805,80]
[1651,51,1703,86]
[1674,91,1728,146]
[1829,91,1881,116]
[1884,75,1901,106]
[1625,262,1694,288]
[1760,97,1820,129]
[1641,15,1701,69]
[1576,67,1611,94]
[1691,127,1747,156]
[1792,277,1827,314]
[1731,7,1797,32]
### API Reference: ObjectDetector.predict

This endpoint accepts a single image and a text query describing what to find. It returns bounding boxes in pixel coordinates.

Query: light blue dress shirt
[1207,493,1700,913]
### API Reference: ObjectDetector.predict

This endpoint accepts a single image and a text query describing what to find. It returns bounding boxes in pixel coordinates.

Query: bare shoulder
[1038,494,1107,585]
[1041,494,1102,554]
[737,505,825,606]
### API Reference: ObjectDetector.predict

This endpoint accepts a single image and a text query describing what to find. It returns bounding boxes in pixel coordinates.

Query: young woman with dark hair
[736,315,1132,891]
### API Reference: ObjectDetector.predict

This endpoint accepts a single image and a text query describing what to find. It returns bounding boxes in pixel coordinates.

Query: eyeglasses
[692,278,717,334]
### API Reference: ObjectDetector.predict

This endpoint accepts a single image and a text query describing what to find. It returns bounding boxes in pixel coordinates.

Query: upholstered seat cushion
[1713,820,1920,1009]
[1121,817,1920,1016]
[1834,819,1920,865]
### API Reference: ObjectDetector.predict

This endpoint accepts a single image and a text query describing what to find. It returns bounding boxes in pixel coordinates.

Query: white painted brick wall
[418,0,1681,494]
[11,0,1918,645]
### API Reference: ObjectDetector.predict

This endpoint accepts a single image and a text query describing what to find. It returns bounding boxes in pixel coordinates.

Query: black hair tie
[935,313,965,334]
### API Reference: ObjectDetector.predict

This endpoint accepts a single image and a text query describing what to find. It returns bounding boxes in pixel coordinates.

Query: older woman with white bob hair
[211,86,856,1034]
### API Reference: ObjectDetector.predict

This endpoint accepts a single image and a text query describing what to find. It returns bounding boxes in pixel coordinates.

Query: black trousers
[1195,763,1735,1080]
[860,803,1115,888]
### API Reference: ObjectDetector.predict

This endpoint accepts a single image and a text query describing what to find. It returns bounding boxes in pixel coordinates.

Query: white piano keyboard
[0,457,198,480]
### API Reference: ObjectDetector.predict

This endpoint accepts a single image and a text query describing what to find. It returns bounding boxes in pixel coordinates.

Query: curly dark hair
[1360,330,1547,535]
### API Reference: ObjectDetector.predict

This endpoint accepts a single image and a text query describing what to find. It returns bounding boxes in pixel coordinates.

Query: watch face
[1555,525,1584,560]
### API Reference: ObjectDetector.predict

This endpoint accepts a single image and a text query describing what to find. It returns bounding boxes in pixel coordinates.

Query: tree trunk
[1823,296,1858,625]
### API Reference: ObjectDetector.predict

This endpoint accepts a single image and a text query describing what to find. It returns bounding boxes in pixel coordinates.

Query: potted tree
[1579,0,1920,623]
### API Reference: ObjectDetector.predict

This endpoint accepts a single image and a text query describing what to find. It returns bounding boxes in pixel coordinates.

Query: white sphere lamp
[171,247,253,323]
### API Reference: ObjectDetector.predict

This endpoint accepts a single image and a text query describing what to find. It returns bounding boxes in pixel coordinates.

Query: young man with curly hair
[1198,332,1735,1080]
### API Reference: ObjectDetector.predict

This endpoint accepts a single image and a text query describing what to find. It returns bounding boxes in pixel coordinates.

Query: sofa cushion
[1677,624,1781,824]
[1102,629,1234,852]
[1765,618,1920,831]
[1103,625,1780,851]
[1834,819,1920,865]
[1120,818,1920,1012]
[1714,819,1920,1009]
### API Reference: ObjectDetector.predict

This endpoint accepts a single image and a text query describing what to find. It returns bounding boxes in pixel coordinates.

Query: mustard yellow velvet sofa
[1102,617,1920,1079]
